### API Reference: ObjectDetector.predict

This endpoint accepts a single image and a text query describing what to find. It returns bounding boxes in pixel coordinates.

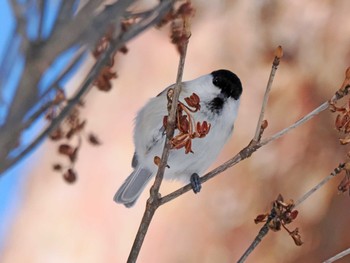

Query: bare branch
[324,248,350,263]
[237,209,276,263]
[294,163,345,208]
[253,46,283,142]
[127,7,192,262]
[0,0,176,176]
[160,85,350,206]
[37,0,46,39]
[238,163,346,263]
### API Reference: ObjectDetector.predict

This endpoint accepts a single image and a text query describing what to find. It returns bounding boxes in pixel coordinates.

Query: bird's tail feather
[114,166,153,207]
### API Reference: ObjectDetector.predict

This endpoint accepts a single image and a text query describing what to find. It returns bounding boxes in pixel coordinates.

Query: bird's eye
[213,77,219,86]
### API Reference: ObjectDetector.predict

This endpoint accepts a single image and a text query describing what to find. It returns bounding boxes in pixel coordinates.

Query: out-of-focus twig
[0,0,176,176]
[324,247,350,263]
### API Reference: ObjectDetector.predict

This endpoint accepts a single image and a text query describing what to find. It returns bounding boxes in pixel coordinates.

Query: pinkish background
[2,1,350,262]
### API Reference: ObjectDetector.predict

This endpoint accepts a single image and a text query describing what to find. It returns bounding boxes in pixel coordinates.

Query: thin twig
[324,248,350,263]
[253,46,283,142]
[260,101,329,147]
[237,163,346,263]
[160,85,350,206]
[294,163,345,207]
[127,13,191,263]
[38,0,46,39]
[36,47,87,102]
[21,48,86,131]
[260,85,350,147]
[237,209,276,263]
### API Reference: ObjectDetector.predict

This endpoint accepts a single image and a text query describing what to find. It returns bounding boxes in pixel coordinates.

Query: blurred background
[2,0,350,262]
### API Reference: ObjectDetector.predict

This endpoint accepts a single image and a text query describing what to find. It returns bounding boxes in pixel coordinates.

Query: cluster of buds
[92,25,128,91]
[330,99,350,145]
[156,0,194,54]
[255,194,302,246]
[329,68,350,195]
[163,92,210,154]
[47,89,101,183]
[336,163,350,195]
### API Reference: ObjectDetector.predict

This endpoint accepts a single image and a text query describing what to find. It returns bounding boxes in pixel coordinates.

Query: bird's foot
[190,173,202,194]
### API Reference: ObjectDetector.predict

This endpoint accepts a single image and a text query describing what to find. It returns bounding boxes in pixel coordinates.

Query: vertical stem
[126,21,190,262]
[253,46,283,142]
[127,204,157,263]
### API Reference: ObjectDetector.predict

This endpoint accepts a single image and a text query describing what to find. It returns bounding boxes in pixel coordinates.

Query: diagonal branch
[294,163,346,208]
[0,0,176,176]
[324,247,350,263]
[159,84,350,206]
[238,163,346,263]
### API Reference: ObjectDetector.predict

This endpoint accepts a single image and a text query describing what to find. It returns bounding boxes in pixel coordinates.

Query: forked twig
[238,163,346,263]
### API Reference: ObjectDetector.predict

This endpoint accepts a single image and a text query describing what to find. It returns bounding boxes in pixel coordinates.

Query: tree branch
[238,163,346,263]
[0,0,176,176]
[324,247,350,263]
[159,84,350,206]
[237,209,276,263]
[294,163,346,208]
[253,46,283,142]
[127,8,192,263]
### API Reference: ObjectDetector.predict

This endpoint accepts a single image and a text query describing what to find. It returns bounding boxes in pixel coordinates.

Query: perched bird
[114,69,243,207]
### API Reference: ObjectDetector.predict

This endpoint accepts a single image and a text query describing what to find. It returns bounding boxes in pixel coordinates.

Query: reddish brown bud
[88,133,101,145]
[58,144,74,156]
[154,156,161,166]
[346,67,350,79]
[53,163,62,171]
[254,213,268,224]
[261,120,268,129]
[50,128,64,141]
[63,168,77,183]
[290,228,303,246]
[275,46,283,59]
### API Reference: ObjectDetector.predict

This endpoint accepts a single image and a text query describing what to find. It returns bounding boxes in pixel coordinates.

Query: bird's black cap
[211,69,242,100]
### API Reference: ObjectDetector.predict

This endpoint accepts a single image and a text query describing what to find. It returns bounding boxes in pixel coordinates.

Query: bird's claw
[190,173,201,194]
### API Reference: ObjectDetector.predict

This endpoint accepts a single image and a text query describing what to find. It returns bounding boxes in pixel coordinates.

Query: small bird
[114,69,243,207]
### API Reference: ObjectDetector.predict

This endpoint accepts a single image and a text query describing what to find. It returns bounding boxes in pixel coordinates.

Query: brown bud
[344,162,350,170]
[254,213,268,224]
[88,133,101,145]
[58,144,74,156]
[53,163,62,171]
[290,210,299,220]
[275,45,283,59]
[167,88,174,102]
[290,228,303,246]
[154,156,161,166]
[63,169,77,183]
[346,67,350,79]
[261,120,268,129]
[50,128,64,141]
[339,137,350,145]
[53,89,66,104]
